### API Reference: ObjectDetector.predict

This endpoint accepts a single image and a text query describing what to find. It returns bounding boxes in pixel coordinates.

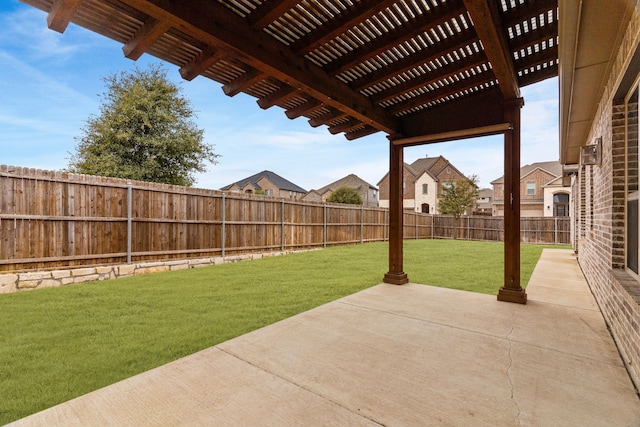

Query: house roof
[376,155,464,185]
[220,170,307,193]
[490,160,563,184]
[410,155,466,180]
[316,174,377,194]
[21,0,558,143]
[478,188,493,198]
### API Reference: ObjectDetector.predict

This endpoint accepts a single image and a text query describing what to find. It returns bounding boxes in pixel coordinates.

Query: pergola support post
[498,98,527,304]
[384,139,409,285]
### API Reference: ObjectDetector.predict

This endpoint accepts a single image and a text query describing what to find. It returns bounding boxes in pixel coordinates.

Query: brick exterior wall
[573,7,640,389]
[378,166,418,207]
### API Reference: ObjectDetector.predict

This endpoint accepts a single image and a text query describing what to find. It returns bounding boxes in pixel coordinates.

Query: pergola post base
[383,272,409,285]
[497,287,527,304]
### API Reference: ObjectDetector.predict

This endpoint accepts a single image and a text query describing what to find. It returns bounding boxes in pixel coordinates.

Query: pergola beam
[46,0,83,33]
[179,46,225,81]
[222,69,265,97]
[463,0,521,100]
[120,0,399,134]
[123,17,171,60]
[249,0,300,30]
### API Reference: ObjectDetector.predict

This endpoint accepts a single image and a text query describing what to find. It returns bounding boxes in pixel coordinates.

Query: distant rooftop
[220,170,306,193]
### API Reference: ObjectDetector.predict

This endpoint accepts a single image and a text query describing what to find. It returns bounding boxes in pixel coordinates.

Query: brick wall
[521,169,555,201]
[378,167,417,202]
[574,8,640,390]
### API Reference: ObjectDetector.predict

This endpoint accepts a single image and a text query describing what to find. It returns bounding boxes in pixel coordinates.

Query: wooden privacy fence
[0,165,570,272]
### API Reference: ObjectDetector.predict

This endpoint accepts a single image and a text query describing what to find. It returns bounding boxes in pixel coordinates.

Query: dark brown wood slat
[328,118,363,134]
[508,21,558,53]
[351,28,479,92]
[463,0,520,99]
[387,69,495,115]
[257,85,297,109]
[308,108,348,127]
[291,0,398,55]
[222,68,265,96]
[344,125,380,140]
[324,1,467,76]
[285,99,323,119]
[249,0,301,29]
[123,17,171,60]
[518,62,558,87]
[179,45,225,81]
[118,0,398,134]
[47,0,83,32]
[370,53,488,104]
[514,44,558,72]
[502,0,558,28]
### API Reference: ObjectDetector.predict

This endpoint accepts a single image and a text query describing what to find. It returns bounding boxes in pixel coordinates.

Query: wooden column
[384,140,409,285]
[498,98,526,303]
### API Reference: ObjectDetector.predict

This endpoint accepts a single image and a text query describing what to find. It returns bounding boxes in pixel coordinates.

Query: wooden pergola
[23,0,558,303]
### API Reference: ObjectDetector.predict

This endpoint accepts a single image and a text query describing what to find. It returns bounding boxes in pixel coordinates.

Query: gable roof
[490,161,563,184]
[316,174,377,194]
[220,170,306,193]
[376,155,463,185]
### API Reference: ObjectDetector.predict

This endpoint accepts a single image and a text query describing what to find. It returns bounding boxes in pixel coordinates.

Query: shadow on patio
[9,249,640,426]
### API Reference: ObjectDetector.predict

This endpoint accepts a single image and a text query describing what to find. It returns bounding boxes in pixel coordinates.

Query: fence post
[384,209,388,241]
[467,216,470,241]
[221,193,226,257]
[281,199,285,252]
[555,216,558,245]
[323,204,327,248]
[415,211,418,239]
[361,205,364,244]
[127,181,132,264]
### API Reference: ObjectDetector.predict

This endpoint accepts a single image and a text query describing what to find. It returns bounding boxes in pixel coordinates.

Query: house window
[266,189,273,196]
[553,193,569,217]
[421,203,430,213]
[526,182,535,195]
[422,184,428,194]
[626,84,639,274]
[403,180,406,195]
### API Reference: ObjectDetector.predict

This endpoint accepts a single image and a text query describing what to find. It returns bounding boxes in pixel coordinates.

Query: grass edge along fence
[0,165,570,273]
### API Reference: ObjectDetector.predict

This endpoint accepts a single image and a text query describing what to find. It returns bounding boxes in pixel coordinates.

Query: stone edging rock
[0,250,308,294]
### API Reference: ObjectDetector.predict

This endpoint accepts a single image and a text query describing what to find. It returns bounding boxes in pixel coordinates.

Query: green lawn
[0,240,567,424]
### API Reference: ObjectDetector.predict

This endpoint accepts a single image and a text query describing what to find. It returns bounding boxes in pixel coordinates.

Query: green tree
[437,175,479,219]
[327,186,363,204]
[68,64,219,186]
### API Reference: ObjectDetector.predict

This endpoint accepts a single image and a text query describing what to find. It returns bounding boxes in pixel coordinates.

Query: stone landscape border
[0,250,308,294]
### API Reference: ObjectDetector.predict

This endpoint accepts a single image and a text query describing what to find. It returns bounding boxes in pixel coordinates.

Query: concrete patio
[9,249,640,426]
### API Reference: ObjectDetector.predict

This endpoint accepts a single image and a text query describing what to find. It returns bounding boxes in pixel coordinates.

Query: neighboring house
[303,174,378,206]
[220,170,306,199]
[490,161,571,217]
[378,155,468,214]
[474,188,493,216]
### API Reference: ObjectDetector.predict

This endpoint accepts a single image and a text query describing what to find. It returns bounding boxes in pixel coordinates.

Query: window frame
[625,79,640,278]
[526,182,535,195]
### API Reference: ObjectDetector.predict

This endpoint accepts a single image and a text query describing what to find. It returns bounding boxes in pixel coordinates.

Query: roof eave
[559,0,634,165]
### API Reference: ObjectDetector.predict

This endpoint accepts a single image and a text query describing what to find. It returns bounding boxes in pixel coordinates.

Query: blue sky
[0,0,560,190]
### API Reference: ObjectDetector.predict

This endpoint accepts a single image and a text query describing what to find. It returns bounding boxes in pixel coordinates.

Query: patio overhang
[559,0,636,164]
[20,0,558,301]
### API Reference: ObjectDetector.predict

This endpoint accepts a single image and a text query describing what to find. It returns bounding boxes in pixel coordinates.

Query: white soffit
[559,0,634,164]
